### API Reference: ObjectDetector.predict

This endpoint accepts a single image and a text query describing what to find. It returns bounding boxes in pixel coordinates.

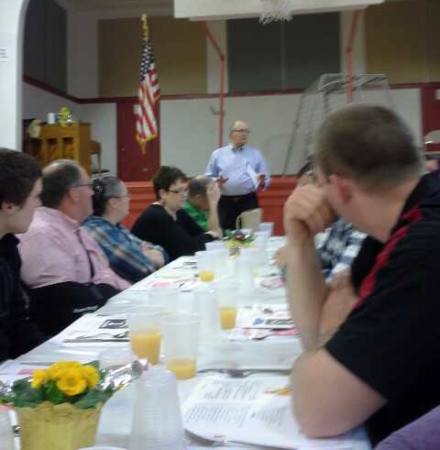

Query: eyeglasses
[72,182,94,189]
[168,188,188,195]
[232,129,250,134]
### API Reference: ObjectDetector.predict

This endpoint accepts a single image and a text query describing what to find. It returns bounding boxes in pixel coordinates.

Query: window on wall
[227,13,340,92]
[24,0,67,92]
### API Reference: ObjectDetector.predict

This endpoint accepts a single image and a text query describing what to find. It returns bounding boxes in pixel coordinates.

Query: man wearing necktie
[205,120,271,231]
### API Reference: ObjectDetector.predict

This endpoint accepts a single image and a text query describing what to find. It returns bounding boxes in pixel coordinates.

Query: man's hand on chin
[284,184,336,246]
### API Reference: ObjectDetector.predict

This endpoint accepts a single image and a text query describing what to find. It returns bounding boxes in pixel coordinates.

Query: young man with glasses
[205,120,271,230]
[132,166,220,261]
[19,159,130,337]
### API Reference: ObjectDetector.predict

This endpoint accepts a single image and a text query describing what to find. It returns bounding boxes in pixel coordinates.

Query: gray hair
[92,176,124,216]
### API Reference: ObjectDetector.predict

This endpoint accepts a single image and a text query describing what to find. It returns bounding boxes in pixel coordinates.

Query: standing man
[0,149,43,361]
[205,120,271,230]
[283,105,440,445]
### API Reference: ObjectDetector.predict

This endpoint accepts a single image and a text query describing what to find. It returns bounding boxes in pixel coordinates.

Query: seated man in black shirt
[283,105,440,445]
[0,149,44,362]
[132,166,220,261]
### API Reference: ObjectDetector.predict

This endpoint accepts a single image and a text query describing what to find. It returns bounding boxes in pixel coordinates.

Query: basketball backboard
[174,0,385,21]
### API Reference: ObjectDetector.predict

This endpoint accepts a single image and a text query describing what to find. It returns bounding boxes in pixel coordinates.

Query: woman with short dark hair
[83,176,166,283]
[131,166,220,261]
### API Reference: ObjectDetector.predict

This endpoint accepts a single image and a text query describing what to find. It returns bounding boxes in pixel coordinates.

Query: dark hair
[188,176,211,198]
[315,105,423,191]
[41,160,83,208]
[92,176,124,216]
[0,149,41,206]
[152,166,187,199]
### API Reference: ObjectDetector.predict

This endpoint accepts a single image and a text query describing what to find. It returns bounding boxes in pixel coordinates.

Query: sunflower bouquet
[0,361,116,450]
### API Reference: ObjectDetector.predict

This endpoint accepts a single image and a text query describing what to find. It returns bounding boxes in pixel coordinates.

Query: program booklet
[183,376,370,449]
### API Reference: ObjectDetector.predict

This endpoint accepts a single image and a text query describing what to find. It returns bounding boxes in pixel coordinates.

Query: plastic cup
[161,313,200,380]
[98,345,136,370]
[196,250,216,282]
[259,222,274,236]
[192,286,221,339]
[215,282,238,330]
[148,286,179,313]
[128,308,162,364]
[236,253,255,294]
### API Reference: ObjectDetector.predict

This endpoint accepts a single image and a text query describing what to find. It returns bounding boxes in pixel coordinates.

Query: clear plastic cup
[259,222,274,236]
[215,281,238,330]
[148,286,179,313]
[161,313,200,380]
[129,368,185,450]
[192,286,221,339]
[195,250,216,282]
[98,345,136,370]
[128,308,162,364]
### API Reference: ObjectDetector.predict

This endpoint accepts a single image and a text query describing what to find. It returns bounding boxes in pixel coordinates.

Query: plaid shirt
[83,216,167,283]
[317,218,366,279]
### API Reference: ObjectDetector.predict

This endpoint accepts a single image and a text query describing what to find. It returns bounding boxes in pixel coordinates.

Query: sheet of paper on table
[236,305,294,330]
[51,313,129,344]
[183,376,369,450]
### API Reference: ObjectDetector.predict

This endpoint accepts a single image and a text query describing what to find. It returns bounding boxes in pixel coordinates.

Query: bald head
[230,120,250,147]
[41,160,83,208]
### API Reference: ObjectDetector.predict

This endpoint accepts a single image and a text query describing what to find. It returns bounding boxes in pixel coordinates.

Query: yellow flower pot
[16,401,102,450]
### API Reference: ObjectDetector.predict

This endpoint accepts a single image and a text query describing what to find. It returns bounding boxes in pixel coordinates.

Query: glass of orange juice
[128,308,162,365]
[161,313,200,380]
[215,282,238,330]
[196,250,215,282]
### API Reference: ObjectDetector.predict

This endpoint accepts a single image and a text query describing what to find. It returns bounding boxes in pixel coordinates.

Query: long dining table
[4,237,371,449]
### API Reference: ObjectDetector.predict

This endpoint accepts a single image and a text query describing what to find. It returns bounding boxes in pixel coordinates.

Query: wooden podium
[39,123,92,174]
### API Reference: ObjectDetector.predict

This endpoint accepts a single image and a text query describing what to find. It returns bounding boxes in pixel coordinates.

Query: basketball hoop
[260,0,293,24]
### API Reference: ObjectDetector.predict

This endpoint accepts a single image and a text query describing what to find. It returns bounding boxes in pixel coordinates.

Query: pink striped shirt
[19,207,130,291]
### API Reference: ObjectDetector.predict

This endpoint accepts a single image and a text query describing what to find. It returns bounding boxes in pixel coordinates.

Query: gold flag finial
[141,13,149,38]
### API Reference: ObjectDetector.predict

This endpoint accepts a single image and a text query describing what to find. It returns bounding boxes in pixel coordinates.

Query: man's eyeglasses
[72,182,94,189]
[168,188,188,195]
[232,129,250,134]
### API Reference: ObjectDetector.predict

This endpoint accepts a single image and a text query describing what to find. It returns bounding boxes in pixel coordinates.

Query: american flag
[136,16,160,152]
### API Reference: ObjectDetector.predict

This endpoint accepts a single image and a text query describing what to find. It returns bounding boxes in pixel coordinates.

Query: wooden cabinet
[39,123,92,174]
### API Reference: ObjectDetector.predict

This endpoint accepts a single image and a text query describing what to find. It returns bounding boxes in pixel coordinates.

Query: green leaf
[44,380,65,405]
[74,387,113,409]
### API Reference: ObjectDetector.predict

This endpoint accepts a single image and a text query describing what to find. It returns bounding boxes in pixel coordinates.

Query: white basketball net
[260,0,293,24]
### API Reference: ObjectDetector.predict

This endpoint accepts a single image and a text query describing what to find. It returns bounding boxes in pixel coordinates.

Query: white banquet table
[5,237,371,450]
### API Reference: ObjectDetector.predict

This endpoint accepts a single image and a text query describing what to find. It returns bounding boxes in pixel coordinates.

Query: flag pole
[136,13,160,155]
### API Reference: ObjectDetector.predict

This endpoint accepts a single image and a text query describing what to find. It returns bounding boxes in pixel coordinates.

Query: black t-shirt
[0,234,43,361]
[325,173,440,445]
[131,204,214,261]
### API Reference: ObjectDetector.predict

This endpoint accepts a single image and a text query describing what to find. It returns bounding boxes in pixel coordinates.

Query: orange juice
[165,358,197,380]
[220,306,237,329]
[199,270,215,282]
[130,331,161,364]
